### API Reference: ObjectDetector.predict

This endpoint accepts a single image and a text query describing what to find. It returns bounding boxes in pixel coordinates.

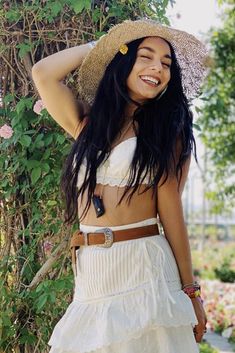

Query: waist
[71,218,162,277]
[80,217,160,233]
[78,184,157,226]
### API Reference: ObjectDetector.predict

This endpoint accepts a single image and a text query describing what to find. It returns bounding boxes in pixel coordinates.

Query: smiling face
[126,37,172,103]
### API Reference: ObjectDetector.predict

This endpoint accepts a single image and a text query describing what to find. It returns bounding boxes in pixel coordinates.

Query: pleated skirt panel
[48,218,199,353]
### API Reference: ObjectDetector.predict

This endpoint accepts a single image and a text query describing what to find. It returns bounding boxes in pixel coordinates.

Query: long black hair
[61,37,196,224]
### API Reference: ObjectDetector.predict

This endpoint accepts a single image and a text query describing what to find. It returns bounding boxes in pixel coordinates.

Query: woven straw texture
[77,19,208,104]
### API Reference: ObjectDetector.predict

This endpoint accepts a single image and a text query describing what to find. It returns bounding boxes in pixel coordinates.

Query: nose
[150,60,162,73]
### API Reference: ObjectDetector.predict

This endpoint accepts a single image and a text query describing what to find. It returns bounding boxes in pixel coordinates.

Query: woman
[32,19,207,353]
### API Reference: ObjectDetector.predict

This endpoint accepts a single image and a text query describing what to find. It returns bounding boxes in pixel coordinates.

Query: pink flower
[0,124,13,139]
[43,240,53,253]
[33,99,45,115]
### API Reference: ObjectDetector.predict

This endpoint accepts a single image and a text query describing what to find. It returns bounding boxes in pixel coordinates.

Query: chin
[129,89,160,103]
[138,89,163,101]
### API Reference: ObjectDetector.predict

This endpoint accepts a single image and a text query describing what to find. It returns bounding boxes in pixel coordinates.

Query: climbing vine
[0,1,173,352]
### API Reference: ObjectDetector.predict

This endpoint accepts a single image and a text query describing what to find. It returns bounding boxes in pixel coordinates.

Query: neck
[124,102,138,121]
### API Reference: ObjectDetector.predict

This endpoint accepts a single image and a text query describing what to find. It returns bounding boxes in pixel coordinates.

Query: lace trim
[96,175,151,187]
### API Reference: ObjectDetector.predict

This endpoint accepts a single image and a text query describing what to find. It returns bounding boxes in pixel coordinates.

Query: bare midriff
[78,183,157,226]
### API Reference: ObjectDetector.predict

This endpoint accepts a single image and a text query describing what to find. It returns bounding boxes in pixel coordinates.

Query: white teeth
[140,75,159,86]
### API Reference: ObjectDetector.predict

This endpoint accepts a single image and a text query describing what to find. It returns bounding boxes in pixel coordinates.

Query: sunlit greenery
[198,0,235,213]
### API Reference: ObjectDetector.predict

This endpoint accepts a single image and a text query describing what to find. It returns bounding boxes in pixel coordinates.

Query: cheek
[127,61,144,86]
[165,70,171,83]
[126,69,137,90]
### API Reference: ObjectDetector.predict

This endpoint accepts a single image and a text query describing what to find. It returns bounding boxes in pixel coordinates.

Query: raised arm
[32,44,92,139]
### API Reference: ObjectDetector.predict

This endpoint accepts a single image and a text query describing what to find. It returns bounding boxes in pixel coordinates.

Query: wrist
[191,296,204,304]
[182,280,200,289]
[182,281,203,303]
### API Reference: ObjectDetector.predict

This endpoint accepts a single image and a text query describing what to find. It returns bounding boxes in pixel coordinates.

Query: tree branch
[26,235,70,290]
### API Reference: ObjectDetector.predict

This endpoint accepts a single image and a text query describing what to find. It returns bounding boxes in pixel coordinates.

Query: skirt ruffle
[49,325,199,353]
[48,282,198,353]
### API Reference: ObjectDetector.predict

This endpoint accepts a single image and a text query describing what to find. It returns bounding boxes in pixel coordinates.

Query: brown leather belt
[70,224,159,276]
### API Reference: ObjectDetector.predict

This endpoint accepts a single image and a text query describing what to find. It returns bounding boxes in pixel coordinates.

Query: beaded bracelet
[182,282,203,303]
[182,281,200,290]
[183,286,201,298]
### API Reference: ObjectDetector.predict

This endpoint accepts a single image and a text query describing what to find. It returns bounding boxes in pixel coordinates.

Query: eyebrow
[137,46,172,60]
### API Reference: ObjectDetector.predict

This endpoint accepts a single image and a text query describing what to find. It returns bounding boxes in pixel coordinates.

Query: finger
[194,330,204,343]
[193,327,207,343]
[196,333,204,343]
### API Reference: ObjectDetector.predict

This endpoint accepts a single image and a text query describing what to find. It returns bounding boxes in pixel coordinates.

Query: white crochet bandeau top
[76,137,152,188]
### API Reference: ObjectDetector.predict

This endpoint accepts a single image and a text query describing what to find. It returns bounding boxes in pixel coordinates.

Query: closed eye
[162,62,171,68]
[140,55,151,59]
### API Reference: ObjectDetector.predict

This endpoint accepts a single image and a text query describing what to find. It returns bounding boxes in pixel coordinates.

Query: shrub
[199,341,218,353]
[214,256,235,283]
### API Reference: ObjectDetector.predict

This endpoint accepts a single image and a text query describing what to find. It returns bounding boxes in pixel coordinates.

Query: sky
[166,0,222,37]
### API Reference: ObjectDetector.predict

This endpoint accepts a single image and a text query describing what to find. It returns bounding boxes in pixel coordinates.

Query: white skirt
[48,218,199,353]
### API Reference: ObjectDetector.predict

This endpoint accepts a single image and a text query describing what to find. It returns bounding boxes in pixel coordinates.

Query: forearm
[32,43,92,81]
[164,220,194,286]
[158,180,195,286]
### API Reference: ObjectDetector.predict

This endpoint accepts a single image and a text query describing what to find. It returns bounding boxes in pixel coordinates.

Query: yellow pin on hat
[119,44,128,55]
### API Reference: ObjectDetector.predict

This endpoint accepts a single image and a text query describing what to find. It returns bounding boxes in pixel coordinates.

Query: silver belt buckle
[95,228,113,247]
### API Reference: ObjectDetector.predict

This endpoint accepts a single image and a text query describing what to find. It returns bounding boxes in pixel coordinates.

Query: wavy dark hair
[61,37,196,224]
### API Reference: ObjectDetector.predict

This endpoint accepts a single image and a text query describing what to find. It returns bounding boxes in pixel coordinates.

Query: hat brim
[78,19,208,104]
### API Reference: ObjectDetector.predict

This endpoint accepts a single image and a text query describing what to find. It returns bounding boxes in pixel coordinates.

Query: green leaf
[16,98,33,115]
[48,292,56,303]
[54,280,66,290]
[42,149,51,159]
[16,42,34,59]
[73,3,84,13]
[56,134,66,144]
[37,294,48,311]
[19,135,32,147]
[50,2,63,16]
[95,31,107,38]
[5,9,21,22]
[31,167,42,184]
[3,94,14,104]
[26,160,41,170]
[2,312,12,326]
[41,163,50,173]
[19,329,37,344]
[69,0,90,14]
[193,123,201,131]
[35,140,45,148]
[35,282,45,293]
[44,134,54,146]
[47,200,57,206]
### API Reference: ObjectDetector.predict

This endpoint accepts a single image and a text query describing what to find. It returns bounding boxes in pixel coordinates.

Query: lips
[140,75,161,87]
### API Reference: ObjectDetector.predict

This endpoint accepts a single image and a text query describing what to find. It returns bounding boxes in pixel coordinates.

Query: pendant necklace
[92,119,133,218]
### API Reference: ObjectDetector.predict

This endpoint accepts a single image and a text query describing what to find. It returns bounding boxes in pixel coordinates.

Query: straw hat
[77,19,208,104]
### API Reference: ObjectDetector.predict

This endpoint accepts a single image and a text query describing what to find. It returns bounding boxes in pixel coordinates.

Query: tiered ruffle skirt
[48,218,199,353]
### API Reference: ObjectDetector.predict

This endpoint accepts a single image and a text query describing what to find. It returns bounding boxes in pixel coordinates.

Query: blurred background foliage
[198,0,235,213]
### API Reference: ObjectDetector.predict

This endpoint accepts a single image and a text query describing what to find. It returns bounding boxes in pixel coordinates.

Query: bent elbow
[32,61,48,82]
